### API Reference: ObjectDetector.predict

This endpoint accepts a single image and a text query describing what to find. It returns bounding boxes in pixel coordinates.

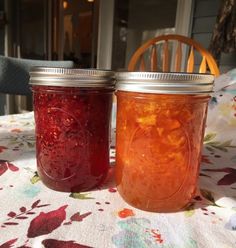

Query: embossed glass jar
[30,68,114,192]
[115,72,214,212]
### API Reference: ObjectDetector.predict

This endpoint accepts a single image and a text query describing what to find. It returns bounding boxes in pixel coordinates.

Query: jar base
[38,170,108,193]
[117,188,193,213]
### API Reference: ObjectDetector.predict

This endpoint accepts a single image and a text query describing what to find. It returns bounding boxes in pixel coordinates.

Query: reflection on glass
[63,0,97,67]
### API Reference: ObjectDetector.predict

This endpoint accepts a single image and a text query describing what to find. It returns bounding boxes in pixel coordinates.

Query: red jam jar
[30,68,114,192]
[115,72,214,212]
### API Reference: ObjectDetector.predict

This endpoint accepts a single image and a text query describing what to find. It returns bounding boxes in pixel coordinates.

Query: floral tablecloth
[0,71,236,248]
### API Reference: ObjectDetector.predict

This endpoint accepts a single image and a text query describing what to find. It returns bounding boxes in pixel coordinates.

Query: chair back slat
[187,46,194,73]
[199,56,207,73]
[162,40,169,72]
[175,41,182,72]
[128,34,220,76]
[150,45,157,71]
[139,55,146,71]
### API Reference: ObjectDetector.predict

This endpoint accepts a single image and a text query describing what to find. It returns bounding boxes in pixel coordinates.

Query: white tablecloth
[0,70,236,248]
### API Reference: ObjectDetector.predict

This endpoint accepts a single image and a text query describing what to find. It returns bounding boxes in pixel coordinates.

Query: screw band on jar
[30,67,115,89]
[115,72,214,94]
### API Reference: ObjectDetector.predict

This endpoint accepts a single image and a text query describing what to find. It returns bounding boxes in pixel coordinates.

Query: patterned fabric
[0,71,236,247]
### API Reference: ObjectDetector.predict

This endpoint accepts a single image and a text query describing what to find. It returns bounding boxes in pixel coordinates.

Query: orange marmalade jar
[115,72,214,212]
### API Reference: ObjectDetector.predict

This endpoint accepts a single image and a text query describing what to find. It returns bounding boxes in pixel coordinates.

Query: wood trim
[174,0,194,70]
[175,0,194,36]
[97,0,115,69]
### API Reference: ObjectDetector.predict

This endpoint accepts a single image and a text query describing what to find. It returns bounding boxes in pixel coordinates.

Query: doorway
[111,0,177,70]
[97,0,193,70]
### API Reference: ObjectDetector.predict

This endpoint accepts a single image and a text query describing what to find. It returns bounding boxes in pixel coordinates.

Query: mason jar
[30,67,115,192]
[115,72,214,212]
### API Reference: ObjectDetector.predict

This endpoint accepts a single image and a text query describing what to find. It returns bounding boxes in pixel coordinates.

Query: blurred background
[0,0,235,114]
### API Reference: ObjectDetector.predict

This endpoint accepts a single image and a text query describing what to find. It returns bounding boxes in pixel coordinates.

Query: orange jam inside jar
[30,68,114,192]
[115,72,214,212]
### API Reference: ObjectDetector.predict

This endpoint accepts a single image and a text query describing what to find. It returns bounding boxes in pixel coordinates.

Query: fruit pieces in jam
[115,91,209,212]
[33,86,113,192]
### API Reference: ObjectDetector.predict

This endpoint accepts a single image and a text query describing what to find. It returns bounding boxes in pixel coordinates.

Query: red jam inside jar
[31,68,114,192]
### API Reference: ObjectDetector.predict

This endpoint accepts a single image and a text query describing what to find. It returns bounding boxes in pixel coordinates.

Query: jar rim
[29,67,115,89]
[115,71,214,94]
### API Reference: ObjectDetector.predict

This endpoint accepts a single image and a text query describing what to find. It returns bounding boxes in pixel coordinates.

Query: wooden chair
[128,34,220,76]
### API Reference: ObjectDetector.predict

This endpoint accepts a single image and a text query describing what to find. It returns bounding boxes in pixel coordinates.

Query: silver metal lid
[29,67,115,89]
[116,72,215,94]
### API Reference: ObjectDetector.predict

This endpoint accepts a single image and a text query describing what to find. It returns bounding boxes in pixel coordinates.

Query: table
[0,87,236,248]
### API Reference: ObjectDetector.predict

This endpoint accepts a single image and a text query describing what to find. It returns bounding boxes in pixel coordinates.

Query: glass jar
[30,68,115,192]
[115,72,214,212]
